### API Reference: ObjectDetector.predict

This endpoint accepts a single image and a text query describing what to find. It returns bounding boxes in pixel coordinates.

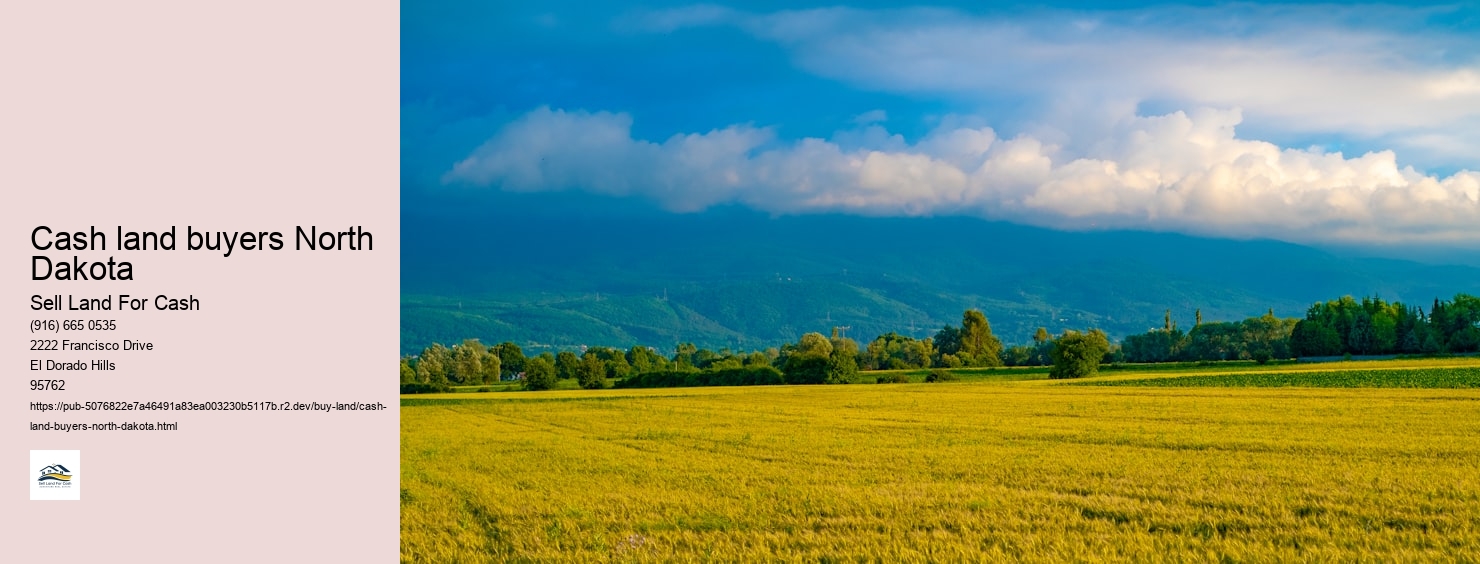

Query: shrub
[577,355,609,389]
[924,369,959,383]
[616,366,786,389]
[399,383,448,394]
[825,348,861,384]
[877,373,911,384]
[1049,329,1111,379]
[1451,327,1480,353]
[782,355,829,385]
[524,357,558,391]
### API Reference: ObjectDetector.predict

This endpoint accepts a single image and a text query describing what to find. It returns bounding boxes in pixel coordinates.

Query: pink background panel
[1,1,400,561]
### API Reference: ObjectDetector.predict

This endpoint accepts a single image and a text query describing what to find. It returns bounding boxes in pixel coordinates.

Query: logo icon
[30,450,80,500]
[38,464,72,483]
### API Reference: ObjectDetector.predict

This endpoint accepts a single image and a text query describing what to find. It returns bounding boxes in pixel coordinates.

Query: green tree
[555,351,580,380]
[932,325,961,360]
[1451,327,1480,353]
[1049,329,1110,379]
[399,356,416,385]
[781,332,835,384]
[908,338,936,368]
[1422,332,1442,353]
[1003,345,1033,366]
[865,332,932,370]
[825,337,860,384]
[523,356,557,391]
[706,354,744,371]
[416,343,451,387]
[1349,311,1375,355]
[627,345,665,373]
[450,339,485,384]
[958,309,1004,367]
[744,351,771,367]
[673,342,698,370]
[1448,294,1480,340]
[586,347,632,379]
[1241,311,1293,360]
[479,350,501,384]
[577,354,609,389]
[783,354,829,384]
[692,347,722,369]
[1291,320,1341,357]
[495,341,526,378]
[1401,329,1421,354]
[797,332,834,357]
[1122,327,1185,363]
[1372,311,1398,354]
[1186,322,1239,361]
[1033,327,1050,345]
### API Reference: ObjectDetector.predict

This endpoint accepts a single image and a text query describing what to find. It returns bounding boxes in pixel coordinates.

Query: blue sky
[404,1,1480,250]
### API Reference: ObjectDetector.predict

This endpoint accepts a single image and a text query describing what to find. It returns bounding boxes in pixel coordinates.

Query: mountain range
[401,205,1480,356]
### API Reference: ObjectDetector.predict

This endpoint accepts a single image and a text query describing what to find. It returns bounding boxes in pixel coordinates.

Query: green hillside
[401,212,1480,355]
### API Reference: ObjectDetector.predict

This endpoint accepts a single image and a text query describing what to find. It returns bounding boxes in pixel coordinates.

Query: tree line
[1120,309,1297,364]
[1117,294,1480,363]
[400,293,1479,392]
[1290,294,1480,356]
[400,309,1113,392]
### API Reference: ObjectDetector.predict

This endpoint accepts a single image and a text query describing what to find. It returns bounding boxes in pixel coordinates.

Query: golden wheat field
[401,360,1480,562]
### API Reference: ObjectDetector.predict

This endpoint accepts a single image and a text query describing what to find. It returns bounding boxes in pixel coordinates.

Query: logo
[30,449,80,500]
[38,464,72,484]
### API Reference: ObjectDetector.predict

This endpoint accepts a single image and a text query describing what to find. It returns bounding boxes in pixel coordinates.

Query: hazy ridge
[402,210,1480,355]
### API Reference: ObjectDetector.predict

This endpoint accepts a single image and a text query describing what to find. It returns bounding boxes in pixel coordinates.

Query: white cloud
[852,109,887,125]
[633,4,1480,170]
[621,4,737,33]
[445,107,1480,244]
